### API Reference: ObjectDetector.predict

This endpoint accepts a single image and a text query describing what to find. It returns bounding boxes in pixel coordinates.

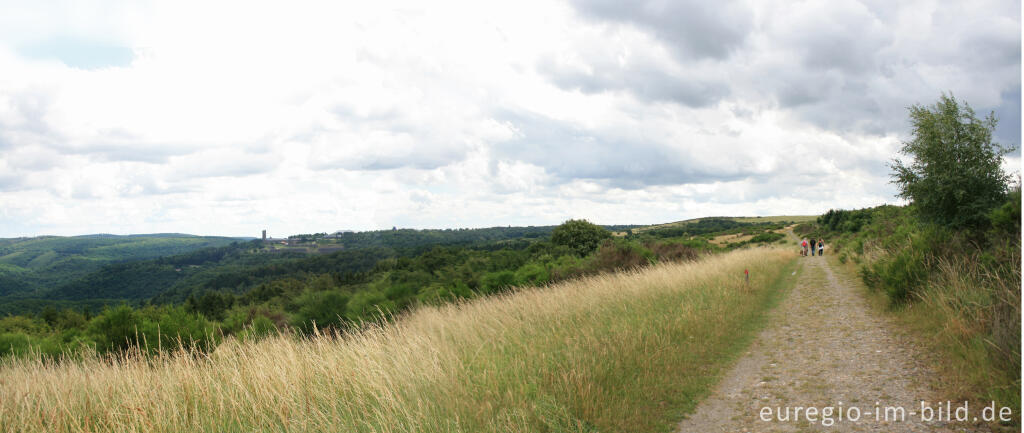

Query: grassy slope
[0,247,797,433]
[630,215,816,234]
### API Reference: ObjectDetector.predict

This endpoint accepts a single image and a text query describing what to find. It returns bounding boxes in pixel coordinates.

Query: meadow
[0,247,795,433]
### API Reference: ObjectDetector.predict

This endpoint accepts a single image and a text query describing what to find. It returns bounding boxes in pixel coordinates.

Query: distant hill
[0,221,745,315]
[0,234,242,297]
[624,215,815,235]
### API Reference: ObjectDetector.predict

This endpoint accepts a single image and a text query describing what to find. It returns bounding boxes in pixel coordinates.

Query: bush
[859,264,882,291]
[590,239,652,272]
[547,255,587,281]
[480,270,518,294]
[748,232,784,244]
[551,219,611,257]
[237,316,277,342]
[291,289,351,334]
[141,306,220,353]
[417,282,473,305]
[647,241,699,263]
[345,290,396,322]
[988,189,1021,235]
[877,249,929,304]
[88,305,141,353]
[0,332,32,357]
[514,262,549,286]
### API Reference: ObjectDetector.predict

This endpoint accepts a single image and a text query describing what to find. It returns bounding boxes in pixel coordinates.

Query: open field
[626,215,817,235]
[728,215,818,224]
[708,233,755,246]
[0,247,796,433]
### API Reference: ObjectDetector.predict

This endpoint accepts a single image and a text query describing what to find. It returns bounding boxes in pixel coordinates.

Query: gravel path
[676,255,991,433]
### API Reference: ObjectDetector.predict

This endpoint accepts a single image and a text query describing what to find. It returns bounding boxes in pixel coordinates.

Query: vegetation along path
[676,255,990,433]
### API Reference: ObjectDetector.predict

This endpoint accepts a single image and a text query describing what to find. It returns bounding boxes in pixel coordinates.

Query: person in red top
[801,239,808,256]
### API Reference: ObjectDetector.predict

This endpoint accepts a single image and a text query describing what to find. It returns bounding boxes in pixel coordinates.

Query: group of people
[801,238,824,256]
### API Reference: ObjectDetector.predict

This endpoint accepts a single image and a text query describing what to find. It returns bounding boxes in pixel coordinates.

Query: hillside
[0,247,797,433]
[621,215,815,235]
[0,234,241,297]
[0,225,639,315]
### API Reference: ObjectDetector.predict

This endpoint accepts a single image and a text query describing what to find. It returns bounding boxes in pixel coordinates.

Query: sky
[0,0,1020,238]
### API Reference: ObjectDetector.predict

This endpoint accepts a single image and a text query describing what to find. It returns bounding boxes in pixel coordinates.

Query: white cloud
[0,0,1017,237]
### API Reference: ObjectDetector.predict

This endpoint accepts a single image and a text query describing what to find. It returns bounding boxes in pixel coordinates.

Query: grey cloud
[790,8,891,75]
[568,0,753,61]
[304,117,471,172]
[538,56,729,107]
[767,1,1018,139]
[0,90,200,164]
[990,85,1021,151]
[75,143,184,164]
[167,150,280,180]
[491,110,750,189]
[318,150,465,171]
[0,171,23,192]
[68,128,200,163]
[563,0,1019,143]
[137,182,194,196]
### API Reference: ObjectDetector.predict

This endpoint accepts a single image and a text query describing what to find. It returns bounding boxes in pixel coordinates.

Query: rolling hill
[0,234,241,297]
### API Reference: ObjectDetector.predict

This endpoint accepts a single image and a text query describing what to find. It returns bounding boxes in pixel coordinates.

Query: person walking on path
[818,239,824,256]
[810,238,816,256]
[801,239,808,256]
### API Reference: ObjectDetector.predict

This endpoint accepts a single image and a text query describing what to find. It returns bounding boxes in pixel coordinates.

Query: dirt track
[675,255,991,432]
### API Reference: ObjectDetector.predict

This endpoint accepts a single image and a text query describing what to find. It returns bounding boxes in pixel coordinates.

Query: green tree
[551,219,611,256]
[890,93,1015,229]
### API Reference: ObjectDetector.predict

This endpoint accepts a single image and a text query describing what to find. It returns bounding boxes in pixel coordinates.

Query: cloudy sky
[0,0,1019,237]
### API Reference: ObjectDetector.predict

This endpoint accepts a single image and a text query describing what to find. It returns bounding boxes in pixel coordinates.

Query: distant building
[262,230,267,241]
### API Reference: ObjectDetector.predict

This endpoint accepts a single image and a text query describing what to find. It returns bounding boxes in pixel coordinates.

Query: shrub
[988,189,1021,235]
[590,239,653,272]
[88,305,142,353]
[142,306,220,353]
[417,282,473,305]
[877,249,929,304]
[480,270,518,294]
[237,316,277,342]
[859,264,882,291]
[291,290,351,333]
[345,290,396,322]
[514,262,549,286]
[748,232,785,244]
[0,332,32,357]
[647,241,699,263]
[551,219,611,257]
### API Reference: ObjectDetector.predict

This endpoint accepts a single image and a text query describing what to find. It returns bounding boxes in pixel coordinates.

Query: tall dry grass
[0,247,795,433]
[906,252,1021,413]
